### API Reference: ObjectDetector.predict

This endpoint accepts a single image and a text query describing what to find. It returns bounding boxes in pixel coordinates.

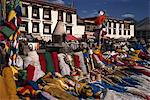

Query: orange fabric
[95,15,106,25]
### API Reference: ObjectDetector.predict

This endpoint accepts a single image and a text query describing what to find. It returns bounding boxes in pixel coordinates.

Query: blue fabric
[28,81,39,90]
[88,83,104,95]
[94,81,127,93]
[122,77,140,86]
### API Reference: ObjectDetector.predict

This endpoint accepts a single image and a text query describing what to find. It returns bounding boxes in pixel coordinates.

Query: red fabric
[101,30,107,37]
[51,52,60,72]
[26,64,35,81]
[39,53,47,73]
[65,34,78,41]
[73,54,80,68]
[0,33,5,41]
[95,15,106,26]
[17,17,22,25]
[138,70,150,77]
[5,21,17,31]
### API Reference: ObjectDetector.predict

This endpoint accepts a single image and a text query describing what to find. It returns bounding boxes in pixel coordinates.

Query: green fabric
[44,52,55,73]
[0,26,14,38]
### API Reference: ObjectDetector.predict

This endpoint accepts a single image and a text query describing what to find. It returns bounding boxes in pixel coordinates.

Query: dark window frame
[108,28,111,34]
[43,8,51,20]
[58,10,63,21]
[20,21,28,33]
[66,26,72,34]
[22,4,28,17]
[32,5,39,19]
[32,22,39,33]
[128,30,130,35]
[66,12,72,23]
[124,30,126,35]
[43,24,51,34]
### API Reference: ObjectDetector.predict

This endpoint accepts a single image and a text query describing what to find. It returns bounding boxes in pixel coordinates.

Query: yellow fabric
[8,10,16,22]
[43,84,78,100]
[0,75,9,100]
[9,34,13,40]
[2,67,19,100]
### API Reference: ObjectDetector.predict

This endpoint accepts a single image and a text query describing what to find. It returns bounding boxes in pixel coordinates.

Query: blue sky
[51,0,150,21]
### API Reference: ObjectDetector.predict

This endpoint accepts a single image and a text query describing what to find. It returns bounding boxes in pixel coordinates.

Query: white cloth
[16,55,23,69]
[24,51,45,81]
[58,53,71,75]
[74,51,87,74]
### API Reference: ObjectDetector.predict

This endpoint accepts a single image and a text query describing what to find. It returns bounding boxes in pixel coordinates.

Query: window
[20,21,28,32]
[43,24,51,34]
[124,30,126,35]
[113,30,116,34]
[113,22,116,28]
[66,26,72,34]
[128,30,130,35]
[66,13,72,23]
[32,22,39,33]
[108,28,111,34]
[124,23,130,29]
[119,24,122,35]
[86,25,90,31]
[58,10,63,21]
[43,8,51,20]
[119,23,122,29]
[22,4,28,17]
[119,30,122,35]
[32,6,39,18]
[109,21,111,27]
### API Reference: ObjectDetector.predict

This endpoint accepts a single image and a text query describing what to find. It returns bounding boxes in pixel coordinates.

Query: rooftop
[22,0,76,13]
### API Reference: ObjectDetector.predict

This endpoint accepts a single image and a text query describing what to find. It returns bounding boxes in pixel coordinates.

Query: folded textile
[58,53,71,75]
[74,51,87,74]
[51,52,60,73]
[2,67,19,100]
[39,53,47,73]
[44,52,55,73]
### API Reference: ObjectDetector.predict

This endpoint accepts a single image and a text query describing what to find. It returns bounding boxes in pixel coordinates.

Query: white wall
[106,21,134,39]
[21,3,85,41]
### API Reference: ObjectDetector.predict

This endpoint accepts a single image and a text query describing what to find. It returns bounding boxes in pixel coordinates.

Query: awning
[65,34,78,41]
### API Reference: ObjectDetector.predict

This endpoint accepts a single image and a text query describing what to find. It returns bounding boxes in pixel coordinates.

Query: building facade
[19,0,85,42]
[83,17,135,39]
[135,17,150,43]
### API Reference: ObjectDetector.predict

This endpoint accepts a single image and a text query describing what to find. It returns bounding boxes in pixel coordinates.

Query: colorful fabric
[2,67,19,100]
[58,53,71,75]
[44,52,55,73]
[0,26,14,38]
[73,54,80,69]
[39,53,47,73]
[51,52,60,72]
[26,64,35,81]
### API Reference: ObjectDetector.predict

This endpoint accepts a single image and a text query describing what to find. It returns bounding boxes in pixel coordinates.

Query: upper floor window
[43,8,51,20]
[43,24,51,34]
[113,22,116,28]
[22,4,28,17]
[124,23,130,29]
[32,6,39,18]
[32,22,39,33]
[58,10,63,21]
[66,13,72,23]
[108,21,111,27]
[119,23,122,29]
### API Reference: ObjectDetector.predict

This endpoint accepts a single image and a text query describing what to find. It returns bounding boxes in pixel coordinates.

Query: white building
[20,0,85,42]
[83,17,135,39]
